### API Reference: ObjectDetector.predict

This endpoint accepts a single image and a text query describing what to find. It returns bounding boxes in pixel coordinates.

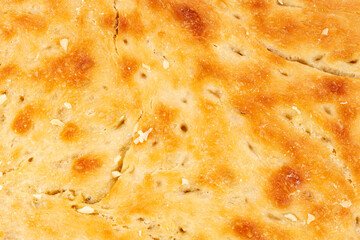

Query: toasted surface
[1,0,360,239]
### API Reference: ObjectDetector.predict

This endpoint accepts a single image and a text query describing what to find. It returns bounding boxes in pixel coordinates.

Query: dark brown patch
[12,106,34,134]
[269,166,303,208]
[60,122,79,141]
[232,219,266,240]
[38,48,95,88]
[323,78,346,95]
[250,0,268,10]
[72,156,102,174]
[172,4,206,36]
[119,57,139,80]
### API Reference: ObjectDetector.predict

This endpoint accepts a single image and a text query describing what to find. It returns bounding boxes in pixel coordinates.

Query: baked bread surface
[1,0,360,239]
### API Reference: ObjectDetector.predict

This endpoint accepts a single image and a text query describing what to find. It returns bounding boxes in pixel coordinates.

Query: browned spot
[72,156,102,174]
[12,106,34,134]
[172,4,206,36]
[0,64,17,80]
[249,0,268,10]
[0,25,14,40]
[269,166,303,208]
[198,165,235,187]
[117,12,143,35]
[14,14,47,32]
[100,13,116,30]
[323,78,346,95]
[232,219,266,240]
[119,57,139,80]
[38,48,95,88]
[60,122,79,141]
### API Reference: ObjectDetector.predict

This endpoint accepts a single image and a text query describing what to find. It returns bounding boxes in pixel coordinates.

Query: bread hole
[140,73,147,79]
[323,106,333,116]
[0,114,5,122]
[152,140,158,147]
[284,113,293,121]
[314,55,324,62]
[212,44,218,48]
[45,190,63,195]
[180,124,188,133]
[207,89,221,99]
[28,157,33,163]
[180,185,200,194]
[244,198,248,203]
[103,86,108,90]
[247,142,255,152]
[279,70,288,77]
[19,96,24,102]
[267,213,281,221]
[115,116,126,129]
[355,217,360,233]
[332,149,336,155]
[84,196,93,203]
[137,217,145,222]
[346,59,358,64]
[179,227,186,234]
[182,98,188,104]
[305,129,311,135]
[233,14,241,20]
[321,136,330,143]
[231,47,244,57]
[123,39,128,45]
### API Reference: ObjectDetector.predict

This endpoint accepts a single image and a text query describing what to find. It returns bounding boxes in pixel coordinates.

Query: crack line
[263,44,360,79]
[113,0,120,56]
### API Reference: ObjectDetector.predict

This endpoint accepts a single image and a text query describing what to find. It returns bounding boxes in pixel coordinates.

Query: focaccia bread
[1,0,360,239]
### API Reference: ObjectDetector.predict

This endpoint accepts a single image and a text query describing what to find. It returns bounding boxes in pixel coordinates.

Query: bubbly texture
[1,0,360,239]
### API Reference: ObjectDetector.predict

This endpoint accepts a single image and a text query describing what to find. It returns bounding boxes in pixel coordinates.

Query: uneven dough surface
[1,0,360,239]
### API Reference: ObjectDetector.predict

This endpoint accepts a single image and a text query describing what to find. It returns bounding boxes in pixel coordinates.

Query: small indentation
[152,141,158,147]
[123,39,128,45]
[284,113,293,121]
[19,96,24,102]
[208,89,221,99]
[182,98,188,104]
[279,70,288,77]
[179,227,186,234]
[180,124,188,133]
[233,14,240,20]
[140,73,147,79]
[267,213,281,221]
[103,86,108,90]
[28,157,33,162]
[346,59,358,64]
[314,55,324,62]
[231,47,244,57]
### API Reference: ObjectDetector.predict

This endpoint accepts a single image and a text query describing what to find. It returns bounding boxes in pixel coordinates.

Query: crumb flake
[111,171,122,178]
[182,178,189,185]
[134,128,153,144]
[321,28,329,36]
[142,63,151,71]
[64,102,72,109]
[77,206,94,214]
[307,213,315,224]
[0,94,7,105]
[60,38,69,52]
[33,194,42,200]
[50,119,65,127]
[340,200,352,208]
[163,59,169,69]
[114,155,122,165]
[284,213,298,222]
